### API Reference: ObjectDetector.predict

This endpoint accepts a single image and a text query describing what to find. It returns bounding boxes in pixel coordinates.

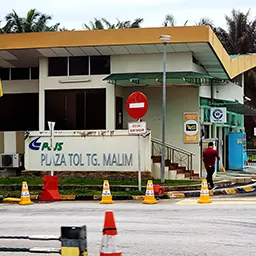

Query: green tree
[83,17,144,30]
[0,9,62,33]
[195,17,215,28]
[216,9,256,54]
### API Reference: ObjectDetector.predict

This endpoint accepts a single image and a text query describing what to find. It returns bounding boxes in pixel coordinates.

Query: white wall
[119,86,201,173]
[111,52,193,73]
[199,81,244,103]
[2,80,39,94]
[39,58,115,131]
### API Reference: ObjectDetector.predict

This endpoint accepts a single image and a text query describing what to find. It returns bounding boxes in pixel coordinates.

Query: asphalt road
[1,198,256,256]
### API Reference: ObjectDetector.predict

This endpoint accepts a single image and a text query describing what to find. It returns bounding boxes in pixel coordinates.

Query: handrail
[151,137,195,156]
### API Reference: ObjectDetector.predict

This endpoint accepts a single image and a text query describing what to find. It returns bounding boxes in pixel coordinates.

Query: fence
[0,225,87,255]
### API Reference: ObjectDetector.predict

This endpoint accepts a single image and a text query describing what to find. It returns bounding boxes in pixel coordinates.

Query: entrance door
[116,97,123,129]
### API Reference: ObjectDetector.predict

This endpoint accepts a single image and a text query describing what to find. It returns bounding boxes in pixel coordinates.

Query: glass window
[90,56,110,75]
[0,68,10,80]
[31,67,39,79]
[69,56,89,76]
[48,57,68,76]
[11,68,30,80]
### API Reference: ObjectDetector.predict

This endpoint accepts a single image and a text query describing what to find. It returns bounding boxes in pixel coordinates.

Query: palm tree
[163,14,176,27]
[195,17,215,28]
[83,17,144,30]
[217,9,256,55]
[0,9,61,33]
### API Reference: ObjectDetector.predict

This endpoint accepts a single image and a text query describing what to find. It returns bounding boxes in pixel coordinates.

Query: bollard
[61,225,87,256]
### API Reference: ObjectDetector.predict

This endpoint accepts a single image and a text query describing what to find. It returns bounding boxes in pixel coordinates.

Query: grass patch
[0,189,145,197]
[0,177,200,186]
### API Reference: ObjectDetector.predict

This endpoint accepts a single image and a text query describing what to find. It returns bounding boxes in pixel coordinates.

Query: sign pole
[48,121,55,176]
[137,119,142,191]
[126,92,148,192]
[138,134,142,191]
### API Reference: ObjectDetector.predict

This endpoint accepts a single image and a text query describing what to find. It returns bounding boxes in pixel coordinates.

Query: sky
[0,0,255,30]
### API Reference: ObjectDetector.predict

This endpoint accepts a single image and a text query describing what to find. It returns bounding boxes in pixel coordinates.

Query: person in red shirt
[202,142,220,190]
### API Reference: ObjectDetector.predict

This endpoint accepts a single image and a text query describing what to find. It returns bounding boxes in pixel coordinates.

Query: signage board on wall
[183,112,199,144]
[25,134,141,172]
[210,107,227,123]
[128,121,147,135]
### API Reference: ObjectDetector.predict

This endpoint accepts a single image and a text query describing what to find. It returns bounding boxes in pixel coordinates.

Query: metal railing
[151,137,195,175]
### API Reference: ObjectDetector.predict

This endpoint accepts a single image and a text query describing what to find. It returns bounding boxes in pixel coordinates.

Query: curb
[182,183,256,198]
[1,183,256,203]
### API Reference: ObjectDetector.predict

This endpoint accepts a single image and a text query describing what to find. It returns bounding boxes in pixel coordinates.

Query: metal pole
[161,42,167,184]
[138,134,142,191]
[50,126,54,176]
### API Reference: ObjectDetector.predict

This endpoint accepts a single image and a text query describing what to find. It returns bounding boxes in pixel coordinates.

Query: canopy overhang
[0,26,255,79]
[209,99,256,116]
[103,72,213,86]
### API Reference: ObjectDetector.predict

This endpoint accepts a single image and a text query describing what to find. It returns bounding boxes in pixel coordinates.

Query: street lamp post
[159,35,171,184]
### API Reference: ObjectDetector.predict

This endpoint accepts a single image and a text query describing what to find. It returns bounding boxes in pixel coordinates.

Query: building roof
[0,26,255,80]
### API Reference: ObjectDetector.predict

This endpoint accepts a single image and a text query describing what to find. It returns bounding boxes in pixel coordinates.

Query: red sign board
[126,92,148,119]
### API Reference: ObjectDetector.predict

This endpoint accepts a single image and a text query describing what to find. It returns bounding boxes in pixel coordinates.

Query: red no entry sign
[126,92,148,119]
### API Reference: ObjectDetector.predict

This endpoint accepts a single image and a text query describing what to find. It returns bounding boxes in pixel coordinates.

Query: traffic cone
[100,180,114,204]
[197,179,212,204]
[142,180,157,204]
[19,181,33,205]
[100,210,122,256]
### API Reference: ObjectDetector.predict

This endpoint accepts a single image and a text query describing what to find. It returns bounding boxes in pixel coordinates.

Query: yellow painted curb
[60,195,76,200]
[244,186,254,192]
[132,195,145,200]
[3,197,21,204]
[30,195,39,200]
[225,188,236,195]
[166,192,185,198]
[93,195,101,200]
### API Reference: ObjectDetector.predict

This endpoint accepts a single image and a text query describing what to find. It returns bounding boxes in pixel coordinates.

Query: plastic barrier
[39,175,61,201]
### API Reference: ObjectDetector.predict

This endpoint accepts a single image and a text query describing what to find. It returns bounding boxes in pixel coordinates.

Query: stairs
[151,156,200,180]
[151,138,199,180]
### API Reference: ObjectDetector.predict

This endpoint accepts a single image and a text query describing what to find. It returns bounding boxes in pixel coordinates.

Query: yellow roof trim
[0,26,255,79]
[0,26,209,49]
[208,28,256,79]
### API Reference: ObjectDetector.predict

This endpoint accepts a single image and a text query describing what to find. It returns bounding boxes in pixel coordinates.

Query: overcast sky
[0,0,255,30]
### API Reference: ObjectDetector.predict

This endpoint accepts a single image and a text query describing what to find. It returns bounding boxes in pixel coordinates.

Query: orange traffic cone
[100,210,122,256]
[197,179,212,204]
[100,180,114,204]
[19,181,33,205]
[143,180,157,204]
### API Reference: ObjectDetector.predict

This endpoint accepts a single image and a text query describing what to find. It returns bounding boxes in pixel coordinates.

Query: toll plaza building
[0,26,256,179]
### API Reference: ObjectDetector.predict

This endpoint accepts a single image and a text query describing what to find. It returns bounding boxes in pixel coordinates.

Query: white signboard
[210,107,227,123]
[25,133,142,171]
[128,121,147,135]
[254,127,256,136]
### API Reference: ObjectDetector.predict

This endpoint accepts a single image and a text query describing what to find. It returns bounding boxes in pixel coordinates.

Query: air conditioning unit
[0,154,22,168]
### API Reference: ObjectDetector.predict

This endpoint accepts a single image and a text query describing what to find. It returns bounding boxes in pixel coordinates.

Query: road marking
[175,198,256,205]
[129,102,145,108]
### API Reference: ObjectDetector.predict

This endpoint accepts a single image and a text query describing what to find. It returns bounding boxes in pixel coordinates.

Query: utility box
[61,225,87,256]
